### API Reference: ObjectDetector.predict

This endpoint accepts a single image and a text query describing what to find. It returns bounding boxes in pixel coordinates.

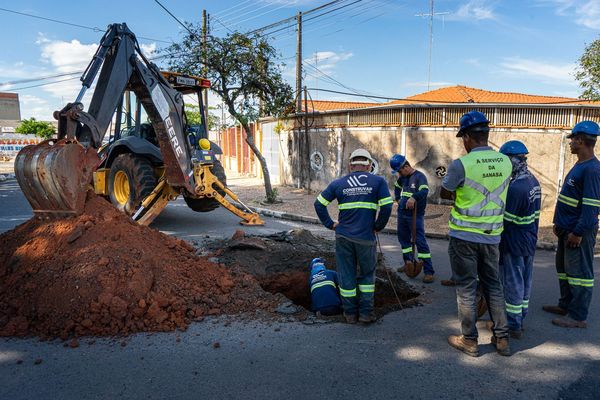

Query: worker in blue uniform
[314,148,393,324]
[498,141,541,338]
[544,120,600,328]
[308,258,342,316]
[390,154,435,283]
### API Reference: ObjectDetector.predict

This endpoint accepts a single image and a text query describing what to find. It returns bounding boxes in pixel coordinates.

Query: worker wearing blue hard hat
[497,140,542,339]
[389,154,435,283]
[308,258,342,316]
[441,109,513,357]
[544,120,600,329]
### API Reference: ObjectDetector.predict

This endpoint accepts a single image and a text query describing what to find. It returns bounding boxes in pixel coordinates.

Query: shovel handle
[411,206,418,257]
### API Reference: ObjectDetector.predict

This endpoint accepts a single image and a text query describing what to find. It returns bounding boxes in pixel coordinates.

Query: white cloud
[538,0,600,29]
[304,51,353,74]
[447,0,496,21]
[499,57,577,84]
[140,43,157,57]
[18,94,53,120]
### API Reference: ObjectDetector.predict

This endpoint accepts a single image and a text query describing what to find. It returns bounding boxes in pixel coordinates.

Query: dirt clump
[0,192,277,339]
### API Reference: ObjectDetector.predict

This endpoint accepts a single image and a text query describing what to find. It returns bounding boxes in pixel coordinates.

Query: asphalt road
[1,178,599,400]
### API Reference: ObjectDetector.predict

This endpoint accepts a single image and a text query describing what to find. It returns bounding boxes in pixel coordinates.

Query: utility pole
[415,0,449,91]
[295,12,302,113]
[202,9,209,130]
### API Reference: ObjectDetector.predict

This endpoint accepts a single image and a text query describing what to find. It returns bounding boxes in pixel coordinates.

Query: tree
[576,38,600,100]
[165,29,294,202]
[185,104,220,131]
[15,118,55,139]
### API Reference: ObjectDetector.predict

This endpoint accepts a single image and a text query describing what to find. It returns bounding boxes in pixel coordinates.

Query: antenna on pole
[415,0,449,91]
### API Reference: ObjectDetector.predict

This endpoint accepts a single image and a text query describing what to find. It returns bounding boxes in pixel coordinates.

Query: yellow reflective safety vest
[449,150,512,236]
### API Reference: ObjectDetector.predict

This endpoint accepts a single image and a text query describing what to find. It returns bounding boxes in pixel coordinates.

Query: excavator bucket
[15,139,100,218]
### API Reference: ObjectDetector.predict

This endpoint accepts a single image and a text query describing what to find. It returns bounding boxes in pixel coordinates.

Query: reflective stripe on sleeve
[339,287,357,297]
[317,194,331,206]
[394,182,402,188]
[378,197,393,206]
[558,194,579,207]
[401,192,413,198]
[582,197,600,207]
[358,284,375,293]
[418,185,429,191]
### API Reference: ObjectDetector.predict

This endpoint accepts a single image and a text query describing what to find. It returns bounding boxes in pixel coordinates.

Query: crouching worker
[309,258,342,316]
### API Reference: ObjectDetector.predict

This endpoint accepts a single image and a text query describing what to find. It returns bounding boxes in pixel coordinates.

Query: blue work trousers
[335,236,377,317]
[397,214,434,275]
[500,253,534,331]
[448,237,509,340]
[555,228,597,321]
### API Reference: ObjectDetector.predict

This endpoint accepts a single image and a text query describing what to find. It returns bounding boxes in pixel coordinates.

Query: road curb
[249,206,558,251]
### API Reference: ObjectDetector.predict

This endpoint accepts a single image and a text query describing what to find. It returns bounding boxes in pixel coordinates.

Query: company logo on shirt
[347,174,368,187]
[567,178,575,187]
[311,271,327,284]
[343,174,373,196]
[410,183,416,189]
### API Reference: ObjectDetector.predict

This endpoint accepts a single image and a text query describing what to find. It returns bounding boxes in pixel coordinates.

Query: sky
[1,0,599,121]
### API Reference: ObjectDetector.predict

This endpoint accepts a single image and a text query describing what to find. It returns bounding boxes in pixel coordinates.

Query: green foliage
[164,29,294,128]
[15,118,55,139]
[266,187,279,203]
[576,38,600,100]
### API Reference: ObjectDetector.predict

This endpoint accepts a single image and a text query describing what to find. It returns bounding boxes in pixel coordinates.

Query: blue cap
[457,110,489,137]
[389,154,407,173]
[499,140,529,156]
[310,258,325,269]
[568,120,600,139]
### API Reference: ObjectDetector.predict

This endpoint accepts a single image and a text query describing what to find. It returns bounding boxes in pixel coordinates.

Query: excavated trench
[208,229,420,316]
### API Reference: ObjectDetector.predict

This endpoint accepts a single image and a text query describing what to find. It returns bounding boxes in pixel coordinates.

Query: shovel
[404,206,424,278]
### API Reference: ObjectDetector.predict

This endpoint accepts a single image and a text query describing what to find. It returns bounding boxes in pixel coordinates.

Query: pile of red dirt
[0,192,278,339]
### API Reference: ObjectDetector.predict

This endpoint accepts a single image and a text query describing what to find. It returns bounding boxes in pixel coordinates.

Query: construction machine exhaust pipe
[15,139,100,218]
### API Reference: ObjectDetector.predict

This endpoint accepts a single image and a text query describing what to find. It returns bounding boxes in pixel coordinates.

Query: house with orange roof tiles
[248,85,600,224]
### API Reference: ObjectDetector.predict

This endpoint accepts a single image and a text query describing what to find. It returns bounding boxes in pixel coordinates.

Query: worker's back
[309,262,342,316]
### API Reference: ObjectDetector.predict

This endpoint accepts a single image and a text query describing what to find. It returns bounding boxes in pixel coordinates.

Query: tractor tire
[184,160,227,213]
[108,154,157,216]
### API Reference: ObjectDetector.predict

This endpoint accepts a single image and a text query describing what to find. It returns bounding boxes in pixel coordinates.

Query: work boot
[484,321,522,339]
[441,279,456,287]
[398,266,406,273]
[491,336,511,356]
[552,315,587,328]
[447,335,479,357]
[542,305,568,316]
[509,329,523,340]
[343,313,358,324]
[358,312,377,324]
[422,274,434,284]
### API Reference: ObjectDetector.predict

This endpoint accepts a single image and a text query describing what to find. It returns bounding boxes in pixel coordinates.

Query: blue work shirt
[309,268,341,312]
[314,171,393,242]
[442,146,503,245]
[553,157,600,236]
[500,173,542,256]
[394,170,429,216]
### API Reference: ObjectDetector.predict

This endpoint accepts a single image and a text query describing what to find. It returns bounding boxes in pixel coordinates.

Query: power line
[0,7,171,44]
[212,0,255,19]
[303,62,384,102]
[153,0,198,39]
[9,77,80,91]
[0,71,81,87]
[212,2,291,33]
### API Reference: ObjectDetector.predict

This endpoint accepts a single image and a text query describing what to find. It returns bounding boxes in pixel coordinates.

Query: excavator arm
[15,23,263,226]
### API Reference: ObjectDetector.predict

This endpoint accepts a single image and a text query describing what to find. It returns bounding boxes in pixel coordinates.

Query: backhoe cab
[15,23,263,226]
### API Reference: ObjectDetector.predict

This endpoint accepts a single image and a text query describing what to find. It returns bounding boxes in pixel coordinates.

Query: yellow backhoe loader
[15,23,263,226]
